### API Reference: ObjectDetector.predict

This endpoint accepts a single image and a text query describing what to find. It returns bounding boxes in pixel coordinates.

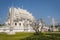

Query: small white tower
[52,18,55,31]
[9,7,15,34]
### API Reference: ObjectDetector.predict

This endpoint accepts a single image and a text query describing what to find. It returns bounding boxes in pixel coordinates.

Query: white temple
[0,7,35,34]
[0,7,49,34]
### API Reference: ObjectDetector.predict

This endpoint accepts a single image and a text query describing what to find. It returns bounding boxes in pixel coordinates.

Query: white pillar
[52,18,55,31]
[10,7,14,29]
[9,7,15,34]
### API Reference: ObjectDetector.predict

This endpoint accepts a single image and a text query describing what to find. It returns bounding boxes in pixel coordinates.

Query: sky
[0,0,60,25]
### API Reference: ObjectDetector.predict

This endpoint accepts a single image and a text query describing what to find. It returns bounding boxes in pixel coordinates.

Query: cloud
[47,16,51,18]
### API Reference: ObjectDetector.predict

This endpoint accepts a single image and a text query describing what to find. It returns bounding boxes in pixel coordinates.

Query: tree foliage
[0,24,5,26]
[30,18,44,35]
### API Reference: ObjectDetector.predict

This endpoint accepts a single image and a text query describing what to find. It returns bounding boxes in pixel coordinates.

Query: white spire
[52,18,55,31]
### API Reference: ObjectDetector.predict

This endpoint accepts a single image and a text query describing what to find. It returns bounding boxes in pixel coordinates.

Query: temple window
[15,23,17,25]
[19,23,21,26]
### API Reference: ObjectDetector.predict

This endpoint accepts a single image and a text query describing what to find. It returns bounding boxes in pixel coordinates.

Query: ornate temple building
[6,7,35,32]
[0,7,35,34]
[0,7,49,34]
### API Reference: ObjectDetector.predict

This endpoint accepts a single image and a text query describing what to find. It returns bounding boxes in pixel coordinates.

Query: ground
[0,32,60,40]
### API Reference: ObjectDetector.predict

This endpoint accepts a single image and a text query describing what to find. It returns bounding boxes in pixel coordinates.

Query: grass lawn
[0,32,60,40]
[0,32,33,40]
